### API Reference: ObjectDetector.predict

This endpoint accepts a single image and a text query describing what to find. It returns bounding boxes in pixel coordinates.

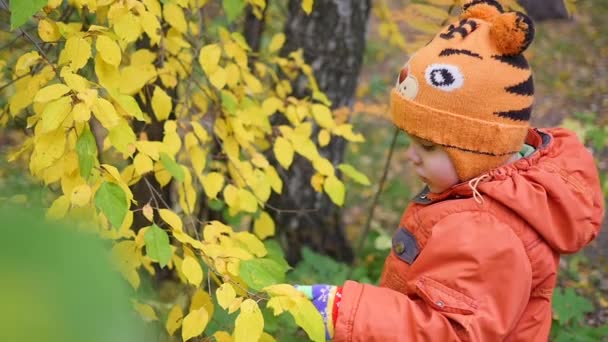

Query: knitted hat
[391,0,535,181]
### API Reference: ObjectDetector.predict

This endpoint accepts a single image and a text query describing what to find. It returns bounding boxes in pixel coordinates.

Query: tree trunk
[272,0,371,265]
[518,0,569,21]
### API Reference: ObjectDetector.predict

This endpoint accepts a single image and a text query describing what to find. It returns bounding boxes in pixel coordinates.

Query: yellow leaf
[109,119,136,155]
[237,188,258,213]
[210,67,227,89]
[140,11,161,45]
[202,172,224,199]
[61,68,89,92]
[225,63,240,88]
[47,195,70,220]
[234,299,263,342]
[96,35,122,67]
[190,288,215,317]
[301,0,313,14]
[223,184,238,208]
[243,72,263,94]
[311,104,335,129]
[318,129,330,147]
[190,146,206,176]
[273,137,293,169]
[260,332,277,342]
[179,171,197,215]
[333,124,364,142]
[136,140,162,160]
[15,51,41,76]
[182,308,209,341]
[64,36,91,70]
[262,97,283,115]
[310,172,324,192]
[203,221,233,242]
[216,283,237,310]
[143,203,154,222]
[323,175,345,206]
[234,232,267,257]
[253,211,275,240]
[191,121,210,142]
[268,33,285,53]
[312,156,334,176]
[70,184,91,207]
[182,256,203,286]
[133,301,158,321]
[131,49,157,65]
[198,43,221,75]
[163,3,188,33]
[119,64,157,95]
[143,0,162,17]
[289,297,325,342]
[92,98,120,128]
[40,96,72,133]
[114,12,142,43]
[134,153,154,175]
[265,166,283,193]
[95,55,121,90]
[38,18,61,42]
[152,86,172,121]
[213,331,234,342]
[165,304,183,336]
[159,208,183,232]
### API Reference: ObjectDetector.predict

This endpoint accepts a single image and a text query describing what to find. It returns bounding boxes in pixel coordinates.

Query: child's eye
[421,144,436,151]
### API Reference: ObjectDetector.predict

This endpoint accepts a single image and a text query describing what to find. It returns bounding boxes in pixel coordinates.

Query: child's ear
[490,11,535,56]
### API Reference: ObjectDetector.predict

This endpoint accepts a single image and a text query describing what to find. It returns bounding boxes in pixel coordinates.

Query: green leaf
[338,163,370,185]
[264,239,291,272]
[208,198,224,211]
[220,90,238,114]
[76,126,97,180]
[144,224,172,267]
[9,0,47,30]
[159,152,185,182]
[239,258,287,291]
[552,287,593,325]
[222,0,245,23]
[94,182,128,229]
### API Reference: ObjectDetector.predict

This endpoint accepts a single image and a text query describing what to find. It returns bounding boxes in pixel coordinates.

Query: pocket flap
[415,277,477,315]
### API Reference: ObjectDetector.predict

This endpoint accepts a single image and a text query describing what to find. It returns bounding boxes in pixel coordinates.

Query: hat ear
[462,0,504,21]
[491,11,535,55]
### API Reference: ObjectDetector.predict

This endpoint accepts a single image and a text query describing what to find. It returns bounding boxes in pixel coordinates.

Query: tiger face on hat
[390,0,536,181]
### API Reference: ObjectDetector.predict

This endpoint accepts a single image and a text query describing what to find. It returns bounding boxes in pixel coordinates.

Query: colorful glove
[295,284,344,340]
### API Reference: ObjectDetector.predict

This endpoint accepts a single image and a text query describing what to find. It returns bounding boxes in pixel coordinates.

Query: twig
[354,127,399,257]
[351,0,457,266]
[0,72,30,92]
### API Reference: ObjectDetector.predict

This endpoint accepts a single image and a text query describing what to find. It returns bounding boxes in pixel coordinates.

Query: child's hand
[295,284,343,340]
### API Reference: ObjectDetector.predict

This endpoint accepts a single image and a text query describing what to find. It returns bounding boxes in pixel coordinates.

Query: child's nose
[405,145,422,165]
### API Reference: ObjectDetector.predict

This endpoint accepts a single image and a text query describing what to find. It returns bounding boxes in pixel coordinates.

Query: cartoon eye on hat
[424,64,464,92]
[395,64,419,100]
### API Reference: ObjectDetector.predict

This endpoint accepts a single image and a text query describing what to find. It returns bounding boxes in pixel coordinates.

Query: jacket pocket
[415,276,478,331]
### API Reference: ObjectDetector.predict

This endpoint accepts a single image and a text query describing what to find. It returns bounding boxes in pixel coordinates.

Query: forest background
[0,0,606,341]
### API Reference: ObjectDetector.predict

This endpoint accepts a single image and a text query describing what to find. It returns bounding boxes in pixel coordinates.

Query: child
[297,1,604,341]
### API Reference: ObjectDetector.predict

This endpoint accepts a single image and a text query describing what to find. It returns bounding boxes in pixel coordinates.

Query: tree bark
[272,0,371,265]
[518,0,569,21]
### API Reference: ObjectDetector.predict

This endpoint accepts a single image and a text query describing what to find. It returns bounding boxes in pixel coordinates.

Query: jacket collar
[412,128,552,205]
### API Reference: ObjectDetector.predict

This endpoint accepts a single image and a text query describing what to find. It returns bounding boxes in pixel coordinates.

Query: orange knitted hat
[391,0,535,181]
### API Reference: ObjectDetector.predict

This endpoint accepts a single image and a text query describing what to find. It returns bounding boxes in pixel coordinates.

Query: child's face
[405,135,460,193]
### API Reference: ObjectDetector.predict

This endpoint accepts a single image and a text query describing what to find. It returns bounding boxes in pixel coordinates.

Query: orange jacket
[334,128,604,341]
